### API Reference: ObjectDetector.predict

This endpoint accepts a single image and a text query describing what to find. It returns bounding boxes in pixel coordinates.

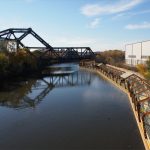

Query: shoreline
[81,67,150,150]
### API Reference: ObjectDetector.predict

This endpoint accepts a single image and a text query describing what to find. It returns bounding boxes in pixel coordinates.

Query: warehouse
[125,40,150,66]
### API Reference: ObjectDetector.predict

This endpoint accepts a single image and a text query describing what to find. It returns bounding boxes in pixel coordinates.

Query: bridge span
[0,28,95,63]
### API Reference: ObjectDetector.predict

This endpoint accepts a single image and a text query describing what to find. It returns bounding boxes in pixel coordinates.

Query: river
[0,63,144,150]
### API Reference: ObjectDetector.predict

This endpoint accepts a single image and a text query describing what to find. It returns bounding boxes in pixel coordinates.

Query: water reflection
[0,65,94,109]
[0,64,144,150]
[45,63,79,75]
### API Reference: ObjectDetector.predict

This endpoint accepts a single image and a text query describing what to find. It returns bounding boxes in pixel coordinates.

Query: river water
[0,63,144,150]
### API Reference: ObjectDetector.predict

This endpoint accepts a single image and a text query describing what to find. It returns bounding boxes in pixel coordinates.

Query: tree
[95,50,125,65]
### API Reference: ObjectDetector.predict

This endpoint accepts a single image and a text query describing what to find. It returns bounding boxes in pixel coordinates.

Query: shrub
[136,58,150,79]
[8,49,38,75]
[136,64,147,76]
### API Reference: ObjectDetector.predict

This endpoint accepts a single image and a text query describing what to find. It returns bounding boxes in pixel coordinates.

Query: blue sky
[0,0,150,51]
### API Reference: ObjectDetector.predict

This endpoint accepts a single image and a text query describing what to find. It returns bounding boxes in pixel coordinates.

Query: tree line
[0,47,38,79]
[95,50,125,65]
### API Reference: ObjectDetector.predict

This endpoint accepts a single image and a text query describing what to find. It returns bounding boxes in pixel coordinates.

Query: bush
[136,64,147,76]
[136,58,150,79]
[8,49,38,75]
[0,48,39,78]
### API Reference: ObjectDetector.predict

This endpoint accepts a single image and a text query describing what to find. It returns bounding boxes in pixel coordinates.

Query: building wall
[125,44,132,65]
[142,41,150,59]
[125,40,150,66]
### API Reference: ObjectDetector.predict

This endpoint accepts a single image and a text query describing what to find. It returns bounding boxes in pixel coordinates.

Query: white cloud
[125,22,150,30]
[81,4,105,17]
[81,0,143,17]
[112,9,150,20]
[111,13,126,20]
[87,18,100,29]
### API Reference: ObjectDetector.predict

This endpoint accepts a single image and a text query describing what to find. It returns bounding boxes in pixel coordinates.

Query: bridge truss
[0,28,95,61]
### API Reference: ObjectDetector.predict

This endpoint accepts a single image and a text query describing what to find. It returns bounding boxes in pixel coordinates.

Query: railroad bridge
[0,28,95,65]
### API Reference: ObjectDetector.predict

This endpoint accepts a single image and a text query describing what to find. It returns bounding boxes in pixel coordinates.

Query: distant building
[0,40,17,52]
[125,40,150,66]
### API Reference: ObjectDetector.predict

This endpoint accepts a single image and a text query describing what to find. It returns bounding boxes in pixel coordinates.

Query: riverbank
[80,65,150,150]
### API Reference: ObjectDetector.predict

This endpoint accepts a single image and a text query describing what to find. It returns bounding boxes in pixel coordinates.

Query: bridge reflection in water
[0,66,93,109]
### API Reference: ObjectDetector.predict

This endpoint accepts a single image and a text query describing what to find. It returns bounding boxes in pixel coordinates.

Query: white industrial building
[125,40,150,66]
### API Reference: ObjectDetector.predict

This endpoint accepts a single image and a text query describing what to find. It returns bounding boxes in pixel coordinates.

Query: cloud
[111,13,127,20]
[87,18,100,29]
[112,9,150,20]
[125,22,150,30]
[81,0,143,17]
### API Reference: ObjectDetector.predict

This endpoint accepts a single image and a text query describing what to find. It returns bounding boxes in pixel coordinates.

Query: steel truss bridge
[0,28,95,63]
